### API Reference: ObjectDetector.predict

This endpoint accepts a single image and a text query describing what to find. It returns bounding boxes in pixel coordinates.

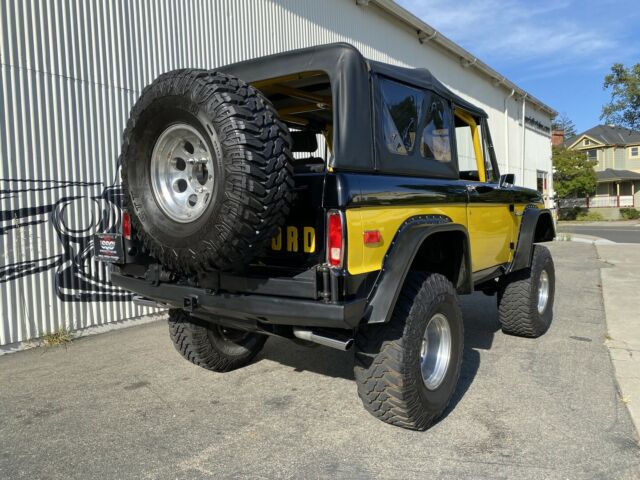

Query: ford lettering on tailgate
[271,226,316,253]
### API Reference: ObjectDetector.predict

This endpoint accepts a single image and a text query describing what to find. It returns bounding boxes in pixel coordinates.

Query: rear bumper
[111,272,366,329]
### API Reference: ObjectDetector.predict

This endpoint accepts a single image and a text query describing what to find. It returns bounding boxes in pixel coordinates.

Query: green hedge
[620,208,640,220]
[559,207,603,221]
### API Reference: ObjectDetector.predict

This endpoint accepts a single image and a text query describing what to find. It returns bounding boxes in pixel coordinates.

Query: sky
[396,0,640,134]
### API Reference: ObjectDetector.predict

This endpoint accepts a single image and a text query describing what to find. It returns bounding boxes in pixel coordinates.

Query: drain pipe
[504,89,515,174]
[293,328,354,351]
[521,94,528,186]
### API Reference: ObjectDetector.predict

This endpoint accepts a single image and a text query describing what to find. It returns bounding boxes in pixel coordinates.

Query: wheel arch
[362,216,472,325]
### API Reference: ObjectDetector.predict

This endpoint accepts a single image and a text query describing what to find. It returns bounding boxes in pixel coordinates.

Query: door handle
[466,185,476,192]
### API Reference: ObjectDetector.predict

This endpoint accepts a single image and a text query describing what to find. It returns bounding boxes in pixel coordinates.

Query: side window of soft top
[380,78,423,155]
[376,76,458,179]
[421,94,452,163]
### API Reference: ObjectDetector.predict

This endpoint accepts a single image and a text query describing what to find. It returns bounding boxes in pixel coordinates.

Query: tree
[552,147,597,198]
[551,113,576,137]
[601,63,640,130]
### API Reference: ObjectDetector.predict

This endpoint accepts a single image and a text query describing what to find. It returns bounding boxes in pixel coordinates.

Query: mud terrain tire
[354,272,464,431]
[168,309,267,372]
[497,245,555,338]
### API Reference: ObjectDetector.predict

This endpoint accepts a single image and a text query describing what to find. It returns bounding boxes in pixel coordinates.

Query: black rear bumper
[111,272,366,329]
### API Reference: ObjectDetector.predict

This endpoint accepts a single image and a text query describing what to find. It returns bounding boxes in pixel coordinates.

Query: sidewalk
[597,243,640,433]
[559,220,640,227]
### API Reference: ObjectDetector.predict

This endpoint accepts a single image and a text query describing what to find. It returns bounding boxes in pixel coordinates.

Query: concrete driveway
[1,243,639,479]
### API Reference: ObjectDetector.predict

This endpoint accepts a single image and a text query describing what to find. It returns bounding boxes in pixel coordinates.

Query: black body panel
[326,173,541,209]
[324,172,469,208]
[467,183,543,205]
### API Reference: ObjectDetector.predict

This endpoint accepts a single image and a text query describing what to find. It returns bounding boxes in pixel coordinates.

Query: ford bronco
[97,43,556,431]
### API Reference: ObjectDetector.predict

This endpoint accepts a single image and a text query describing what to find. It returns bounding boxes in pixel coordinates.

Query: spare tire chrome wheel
[150,124,215,223]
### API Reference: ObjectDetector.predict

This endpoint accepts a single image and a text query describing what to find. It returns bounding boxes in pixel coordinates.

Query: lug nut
[188,157,208,164]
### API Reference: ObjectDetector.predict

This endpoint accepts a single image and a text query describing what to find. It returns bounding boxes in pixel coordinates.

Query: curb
[0,312,167,356]
[555,233,616,245]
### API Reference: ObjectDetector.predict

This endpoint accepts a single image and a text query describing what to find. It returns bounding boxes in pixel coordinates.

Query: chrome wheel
[420,313,452,390]
[150,123,215,223]
[537,269,550,314]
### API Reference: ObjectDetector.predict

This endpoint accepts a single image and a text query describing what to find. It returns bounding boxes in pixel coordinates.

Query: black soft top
[367,60,487,118]
[220,43,487,172]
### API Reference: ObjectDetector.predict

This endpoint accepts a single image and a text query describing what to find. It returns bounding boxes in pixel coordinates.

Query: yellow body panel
[346,203,528,275]
[346,205,467,275]
[466,204,514,271]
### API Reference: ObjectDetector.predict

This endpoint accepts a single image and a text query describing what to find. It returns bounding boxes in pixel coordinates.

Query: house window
[584,138,591,146]
[596,183,609,196]
[586,149,597,162]
[536,171,548,194]
[620,182,633,196]
[630,146,639,158]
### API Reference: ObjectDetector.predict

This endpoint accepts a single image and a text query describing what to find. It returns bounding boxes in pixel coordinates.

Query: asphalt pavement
[1,242,639,479]
[558,222,640,243]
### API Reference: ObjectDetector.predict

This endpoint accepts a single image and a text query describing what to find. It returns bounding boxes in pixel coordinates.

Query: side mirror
[499,173,515,188]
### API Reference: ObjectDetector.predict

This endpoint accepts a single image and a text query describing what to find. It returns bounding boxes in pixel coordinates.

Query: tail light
[326,210,344,268]
[122,211,132,240]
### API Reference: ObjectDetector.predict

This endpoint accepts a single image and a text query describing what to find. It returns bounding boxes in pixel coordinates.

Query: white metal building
[0,0,556,347]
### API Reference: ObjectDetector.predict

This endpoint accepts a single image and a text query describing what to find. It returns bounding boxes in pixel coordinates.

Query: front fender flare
[362,216,472,325]
[508,208,555,273]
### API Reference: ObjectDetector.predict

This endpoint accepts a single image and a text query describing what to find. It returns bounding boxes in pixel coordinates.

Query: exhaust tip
[293,328,354,351]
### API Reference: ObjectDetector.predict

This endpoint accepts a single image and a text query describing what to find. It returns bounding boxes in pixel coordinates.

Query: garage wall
[0,0,553,345]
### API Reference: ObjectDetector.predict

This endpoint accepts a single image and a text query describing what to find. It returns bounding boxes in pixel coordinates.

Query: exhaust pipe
[293,328,354,351]
[132,295,168,309]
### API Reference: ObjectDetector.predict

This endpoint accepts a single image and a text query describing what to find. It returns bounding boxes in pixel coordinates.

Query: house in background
[565,125,640,209]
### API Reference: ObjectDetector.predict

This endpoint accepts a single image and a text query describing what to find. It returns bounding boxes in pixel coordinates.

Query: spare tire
[120,69,294,273]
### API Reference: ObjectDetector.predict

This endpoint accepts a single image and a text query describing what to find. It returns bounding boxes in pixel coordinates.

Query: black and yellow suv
[97,43,556,431]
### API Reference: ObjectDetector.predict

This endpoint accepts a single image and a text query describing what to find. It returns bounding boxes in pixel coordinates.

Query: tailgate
[253,171,326,270]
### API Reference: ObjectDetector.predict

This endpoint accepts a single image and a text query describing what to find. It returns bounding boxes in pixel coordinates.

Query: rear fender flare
[362,216,472,325]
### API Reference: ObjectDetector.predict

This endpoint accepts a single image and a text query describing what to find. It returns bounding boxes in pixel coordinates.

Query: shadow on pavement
[441,292,500,420]
[257,291,501,409]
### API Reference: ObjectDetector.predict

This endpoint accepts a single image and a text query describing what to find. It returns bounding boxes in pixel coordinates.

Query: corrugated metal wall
[0,0,553,346]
